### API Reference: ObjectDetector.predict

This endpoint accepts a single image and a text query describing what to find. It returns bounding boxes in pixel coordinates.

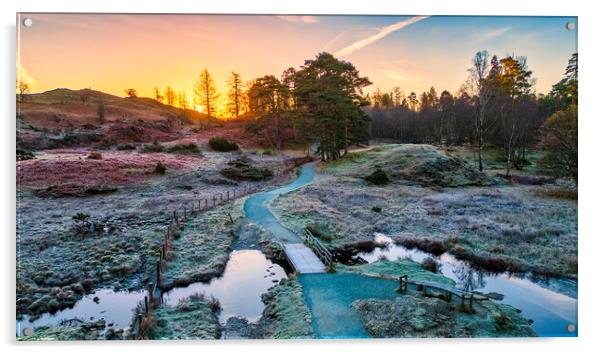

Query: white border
[2,1,600,353]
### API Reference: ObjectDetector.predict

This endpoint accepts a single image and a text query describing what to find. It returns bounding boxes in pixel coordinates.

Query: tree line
[140,53,371,161]
[368,51,577,179]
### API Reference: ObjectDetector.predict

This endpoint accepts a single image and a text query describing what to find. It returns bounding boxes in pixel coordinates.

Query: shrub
[141,141,165,153]
[421,257,441,273]
[208,137,239,152]
[72,213,90,222]
[116,143,136,151]
[154,162,167,174]
[400,238,446,256]
[209,296,222,313]
[16,148,35,161]
[364,168,390,185]
[166,143,200,155]
[87,152,103,160]
[220,157,272,181]
[306,224,333,242]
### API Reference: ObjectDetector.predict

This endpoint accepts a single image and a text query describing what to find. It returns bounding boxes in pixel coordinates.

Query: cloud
[472,27,512,42]
[334,16,429,57]
[17,63,36,86]
[276,15,318,24]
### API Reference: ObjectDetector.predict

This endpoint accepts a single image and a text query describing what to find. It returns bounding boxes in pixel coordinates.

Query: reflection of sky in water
[162,250,286,323]
[18,250,286,336]
[17,288,146,336]
[359,233,578,337]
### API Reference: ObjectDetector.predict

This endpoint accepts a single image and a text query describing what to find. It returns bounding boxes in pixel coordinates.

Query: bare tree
[17,80,30,103]
[227,71,243,119]
[164,86,176,106]
[193,68,220,119]
[468,51,496,171]
[177,91,189,109]
[153,86,164,103]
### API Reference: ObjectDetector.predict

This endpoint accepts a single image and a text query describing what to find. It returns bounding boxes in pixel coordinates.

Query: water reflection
[162,250,286,323]
[359,233,578,337]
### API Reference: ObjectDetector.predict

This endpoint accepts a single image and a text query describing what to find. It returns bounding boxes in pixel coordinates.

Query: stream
[17,162,577,339]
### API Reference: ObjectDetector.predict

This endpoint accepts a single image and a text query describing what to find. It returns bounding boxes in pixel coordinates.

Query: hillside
[16,88,219,150]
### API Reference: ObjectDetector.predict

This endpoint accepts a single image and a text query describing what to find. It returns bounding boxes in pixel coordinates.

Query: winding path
[243,164,325,273]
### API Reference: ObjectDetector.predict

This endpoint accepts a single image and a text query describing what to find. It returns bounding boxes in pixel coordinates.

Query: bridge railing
[303,228,333,267]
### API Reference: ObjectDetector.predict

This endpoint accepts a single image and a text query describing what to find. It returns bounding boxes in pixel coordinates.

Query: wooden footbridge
[283,228,332,274]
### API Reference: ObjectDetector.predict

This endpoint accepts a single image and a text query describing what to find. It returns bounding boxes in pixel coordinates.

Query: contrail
[334,16,430,57]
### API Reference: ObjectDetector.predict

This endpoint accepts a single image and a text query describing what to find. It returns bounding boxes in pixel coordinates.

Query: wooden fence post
[156,260,161,286]
[147,282,154,303]
[144,295,149,315]
[205,199,208,209]
[162,244,166,260]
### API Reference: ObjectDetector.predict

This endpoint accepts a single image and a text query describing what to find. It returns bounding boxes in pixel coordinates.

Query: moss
[337,259,455,288]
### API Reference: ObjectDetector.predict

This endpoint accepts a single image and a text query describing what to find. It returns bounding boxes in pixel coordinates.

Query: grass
[271,144,577,278]
[352,293,535,338]
[161,200,243,289]
[336,259,456,287]
[255,279,314,339]
[152,294,221,339]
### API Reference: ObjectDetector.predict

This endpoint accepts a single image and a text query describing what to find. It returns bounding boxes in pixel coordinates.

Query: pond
[358,233,578,337]
[17,250,286,336]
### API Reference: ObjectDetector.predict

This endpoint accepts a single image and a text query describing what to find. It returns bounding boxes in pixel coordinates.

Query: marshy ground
[17,142,577,340]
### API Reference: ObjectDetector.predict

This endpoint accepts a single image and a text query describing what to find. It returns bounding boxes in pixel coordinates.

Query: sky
[17,14,577,113]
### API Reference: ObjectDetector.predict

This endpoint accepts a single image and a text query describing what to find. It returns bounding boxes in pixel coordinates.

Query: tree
[164,86,176,106]
[17,80,30,103]
[124,88,137,98]
[177,91,189,109]
[193,68,220,118]
[248,75,291,149]
[227,71,243,119]
[497,56,536,175]
[551,53,578,108]
[293,52,371,160]
[153,86,164,103]
[538,105,577,181]
[468,51,497,171]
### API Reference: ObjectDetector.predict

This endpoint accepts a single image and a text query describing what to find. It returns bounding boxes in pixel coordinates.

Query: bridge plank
[284,243,326,274]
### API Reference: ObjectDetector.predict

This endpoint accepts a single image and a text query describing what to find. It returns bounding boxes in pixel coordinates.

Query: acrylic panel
[16,13,578,340]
